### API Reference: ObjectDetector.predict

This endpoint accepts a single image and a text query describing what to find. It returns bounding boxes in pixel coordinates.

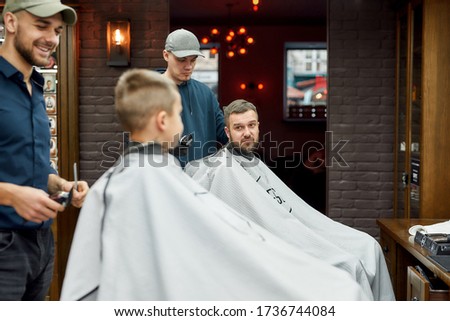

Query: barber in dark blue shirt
[162,29,228,166]
[0,0,89,300]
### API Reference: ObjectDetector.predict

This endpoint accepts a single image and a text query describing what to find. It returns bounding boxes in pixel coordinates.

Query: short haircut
[223,99,258,127]
[115,69,178,132]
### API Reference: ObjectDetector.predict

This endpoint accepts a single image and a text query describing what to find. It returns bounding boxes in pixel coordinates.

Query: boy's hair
[115,69,178,132]
[223,99,258,127]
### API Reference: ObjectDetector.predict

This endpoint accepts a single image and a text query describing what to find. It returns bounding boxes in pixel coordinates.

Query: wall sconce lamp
[240,82,264,91]
[107,19,131,67]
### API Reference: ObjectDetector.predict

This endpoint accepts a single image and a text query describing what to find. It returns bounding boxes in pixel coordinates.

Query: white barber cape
[61,143,368,301]
[185,146,395,301]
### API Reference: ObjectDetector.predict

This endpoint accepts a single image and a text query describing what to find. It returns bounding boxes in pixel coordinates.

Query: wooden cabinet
[379,229,397,282]
[394,0,450,219]
[378,219,450,300]
[407,266,449,300]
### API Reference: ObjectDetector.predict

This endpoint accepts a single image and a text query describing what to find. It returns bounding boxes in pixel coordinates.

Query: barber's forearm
[0,182,17,207]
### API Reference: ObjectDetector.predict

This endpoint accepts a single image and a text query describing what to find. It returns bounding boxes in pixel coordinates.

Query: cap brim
[171,50,205,58]
[27,4,77,25]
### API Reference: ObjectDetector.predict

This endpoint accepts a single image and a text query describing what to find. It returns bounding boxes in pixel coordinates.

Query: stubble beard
[15,27,52,67]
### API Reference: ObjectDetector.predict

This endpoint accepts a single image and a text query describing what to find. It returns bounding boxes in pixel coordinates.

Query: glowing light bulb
[114,28,122,45]
[238,27,247,35]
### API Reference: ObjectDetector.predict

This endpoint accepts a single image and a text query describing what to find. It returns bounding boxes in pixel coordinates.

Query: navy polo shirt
[0,57,56,230]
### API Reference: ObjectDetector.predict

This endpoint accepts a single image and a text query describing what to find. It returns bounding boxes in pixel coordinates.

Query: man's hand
[49,174,90,208]
[62,180,89,208]
[9,185,65,223]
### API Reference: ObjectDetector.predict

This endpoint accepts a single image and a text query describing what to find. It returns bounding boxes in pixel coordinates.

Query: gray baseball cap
[1,0,77,25]
[165,29,205,58]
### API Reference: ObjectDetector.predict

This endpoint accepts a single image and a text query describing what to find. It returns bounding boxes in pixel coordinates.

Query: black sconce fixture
[106,19,131,67]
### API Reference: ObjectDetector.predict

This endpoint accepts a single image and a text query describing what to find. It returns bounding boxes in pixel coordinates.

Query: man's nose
[43,31,60,46]
[183,61,194,69]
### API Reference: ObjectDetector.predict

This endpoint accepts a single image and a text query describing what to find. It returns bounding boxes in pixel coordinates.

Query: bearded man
[186,99,395,301]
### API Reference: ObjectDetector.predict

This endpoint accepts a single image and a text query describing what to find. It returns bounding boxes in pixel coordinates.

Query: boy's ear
[155,110,167,132]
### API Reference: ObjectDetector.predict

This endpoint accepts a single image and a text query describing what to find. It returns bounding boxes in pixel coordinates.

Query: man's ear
[163,50,170,62]
[155,110,167,132]
[3,12,19,33]
[224,126,231,140]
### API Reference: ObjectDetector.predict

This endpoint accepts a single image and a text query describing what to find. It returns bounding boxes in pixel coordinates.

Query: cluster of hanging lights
[200,1,260,58]
[201,26,255,58]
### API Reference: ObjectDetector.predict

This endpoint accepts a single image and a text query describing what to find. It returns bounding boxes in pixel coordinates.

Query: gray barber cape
[61,144,368,301]
[185,147,395,301]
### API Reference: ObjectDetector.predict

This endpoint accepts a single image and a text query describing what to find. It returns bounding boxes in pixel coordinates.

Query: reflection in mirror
[284,42,327,121]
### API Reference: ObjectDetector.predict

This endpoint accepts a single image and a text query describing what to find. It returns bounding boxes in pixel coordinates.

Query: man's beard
[230,139,258,153]
[15,27,51,67]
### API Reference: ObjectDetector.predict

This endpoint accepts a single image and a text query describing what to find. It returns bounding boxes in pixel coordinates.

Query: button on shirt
[0,57,56,229]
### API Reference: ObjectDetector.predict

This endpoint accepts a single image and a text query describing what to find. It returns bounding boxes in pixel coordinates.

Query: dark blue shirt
[177,78,228,165]
[0,57,56,230]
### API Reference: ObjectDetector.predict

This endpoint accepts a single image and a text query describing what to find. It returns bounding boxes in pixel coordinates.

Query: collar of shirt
[0,56,45,88]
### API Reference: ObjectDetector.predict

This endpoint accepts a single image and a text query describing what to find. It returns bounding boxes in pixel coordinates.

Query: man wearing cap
[162,29,228,165]
[0,0,89,300]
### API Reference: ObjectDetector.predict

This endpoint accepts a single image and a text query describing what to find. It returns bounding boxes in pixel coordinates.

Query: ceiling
[170,0,327,26]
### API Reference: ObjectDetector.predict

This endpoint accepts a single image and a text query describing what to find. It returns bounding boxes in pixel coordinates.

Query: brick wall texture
[327,0,396,236]
[77,0,169,183]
